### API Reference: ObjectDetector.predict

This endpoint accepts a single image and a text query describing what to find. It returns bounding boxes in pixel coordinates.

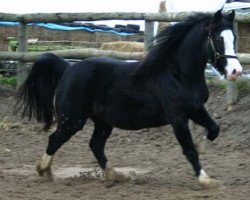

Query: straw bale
[100,41,145,52]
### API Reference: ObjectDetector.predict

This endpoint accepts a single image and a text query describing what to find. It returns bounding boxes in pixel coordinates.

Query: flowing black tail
[15,53,70,130]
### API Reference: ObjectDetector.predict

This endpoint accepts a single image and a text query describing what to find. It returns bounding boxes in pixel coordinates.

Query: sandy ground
[0,83,249,200]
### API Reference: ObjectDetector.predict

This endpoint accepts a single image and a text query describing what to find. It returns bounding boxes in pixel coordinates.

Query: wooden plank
[227,80,238,111]
[0,12,250,23]
[0,13,22,21]
[147,12,250,23]
[144,21,154,50]
[0,12,146,23]
[0,49,146,62]
[17,22,28,86]
[235,12,250,23]
[1,51,250,64]
[237,53,250,64]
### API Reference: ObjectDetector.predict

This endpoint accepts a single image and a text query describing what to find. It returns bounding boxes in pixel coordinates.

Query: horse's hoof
[103,180,116,188]
[195,142,206,155]
[115,171,130,182]
[103,167,130,183]
[199,177,221,189]
[129,171,145,185]
[227,105,234,111]
[36,160,54,181]
[105,170,130,182]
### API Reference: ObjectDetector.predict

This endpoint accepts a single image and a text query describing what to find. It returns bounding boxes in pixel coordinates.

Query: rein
[207,22,238,65]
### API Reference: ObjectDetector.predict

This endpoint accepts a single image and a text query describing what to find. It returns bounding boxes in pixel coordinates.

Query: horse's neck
[175,27,208,84]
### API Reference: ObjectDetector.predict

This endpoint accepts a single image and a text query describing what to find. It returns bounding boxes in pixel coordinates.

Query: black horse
[16,10,242,189]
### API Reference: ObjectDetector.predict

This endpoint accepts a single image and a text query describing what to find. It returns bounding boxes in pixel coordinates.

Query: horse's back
[55,57,138,117]
[66,57,137,80]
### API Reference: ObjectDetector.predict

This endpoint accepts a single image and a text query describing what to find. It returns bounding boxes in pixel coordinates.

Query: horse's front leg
[190,105,220,141]
[190,105,220,155]
[172,120,220,189]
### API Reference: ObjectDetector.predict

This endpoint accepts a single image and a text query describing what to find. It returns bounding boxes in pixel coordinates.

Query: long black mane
[133,13,213,78]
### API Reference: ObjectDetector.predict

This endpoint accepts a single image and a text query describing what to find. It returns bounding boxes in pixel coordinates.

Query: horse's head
[207,10,242,80]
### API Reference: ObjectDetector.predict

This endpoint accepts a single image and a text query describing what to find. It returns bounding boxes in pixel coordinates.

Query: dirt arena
[0,83,249,200]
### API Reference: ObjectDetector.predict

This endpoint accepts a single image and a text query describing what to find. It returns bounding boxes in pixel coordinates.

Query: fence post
[17,22,28,87]
[144,21,154,51]
[227,80,238,111]
[226,22,238,110]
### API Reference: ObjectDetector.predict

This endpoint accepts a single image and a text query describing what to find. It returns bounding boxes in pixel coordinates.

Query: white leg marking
[199,169,210,182]
[40,153,53,170]
[36,153,54,180]
[198,169,221,189]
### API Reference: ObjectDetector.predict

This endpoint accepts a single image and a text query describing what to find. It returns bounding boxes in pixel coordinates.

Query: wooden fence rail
[0,49,146,61]
[0,50,249,64]
[1,12,250,23]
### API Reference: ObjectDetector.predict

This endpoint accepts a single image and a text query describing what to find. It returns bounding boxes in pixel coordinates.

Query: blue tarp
[0,21,19,26]
[0,21,134,36]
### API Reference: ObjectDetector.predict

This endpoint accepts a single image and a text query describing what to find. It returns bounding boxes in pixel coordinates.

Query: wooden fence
[1,11,250,109]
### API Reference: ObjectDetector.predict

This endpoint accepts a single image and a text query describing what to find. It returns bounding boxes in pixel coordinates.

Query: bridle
[207,23,238,66]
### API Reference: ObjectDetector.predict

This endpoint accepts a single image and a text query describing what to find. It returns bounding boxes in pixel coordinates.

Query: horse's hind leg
[89,118,130,182]
[172,120,220,189]
[36,117,86,180]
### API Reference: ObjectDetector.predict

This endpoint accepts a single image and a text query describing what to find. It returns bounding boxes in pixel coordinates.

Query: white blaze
[220,30,242,78]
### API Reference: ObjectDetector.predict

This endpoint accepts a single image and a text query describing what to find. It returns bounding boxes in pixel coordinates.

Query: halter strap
[207,22,238,65]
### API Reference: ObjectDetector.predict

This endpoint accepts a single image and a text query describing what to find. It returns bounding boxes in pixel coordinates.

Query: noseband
[207,24,238,65]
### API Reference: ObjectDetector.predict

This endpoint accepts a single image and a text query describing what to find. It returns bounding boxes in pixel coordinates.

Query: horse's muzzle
[227,71,241,81]
[226,65,242,81]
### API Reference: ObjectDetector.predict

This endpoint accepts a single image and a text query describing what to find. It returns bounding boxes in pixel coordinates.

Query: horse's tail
[15,53,70,131]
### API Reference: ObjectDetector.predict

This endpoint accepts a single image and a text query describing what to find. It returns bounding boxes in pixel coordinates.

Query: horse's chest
[164,89,202,115]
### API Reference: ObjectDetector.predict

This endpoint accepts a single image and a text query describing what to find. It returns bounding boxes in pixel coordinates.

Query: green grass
[207,78,227,90]
[207,78,250,95]
[0,75,17,87]
[237,79,250,96]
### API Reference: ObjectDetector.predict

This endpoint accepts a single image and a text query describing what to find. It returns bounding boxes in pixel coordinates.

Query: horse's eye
[216,37,223,42]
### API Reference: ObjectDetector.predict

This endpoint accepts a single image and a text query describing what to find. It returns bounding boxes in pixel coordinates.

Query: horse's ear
[227,10,235,21]
[213,9,222,22]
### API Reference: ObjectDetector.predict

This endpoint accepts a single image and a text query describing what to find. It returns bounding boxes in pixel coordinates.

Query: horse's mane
[133,12,213,78]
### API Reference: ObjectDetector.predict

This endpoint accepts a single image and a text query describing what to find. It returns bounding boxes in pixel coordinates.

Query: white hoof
[227,105,234,111]
[199,177,221,189]
[103,162,130,182]
[195,136,210,155]
[198,169,221,189]
[36,153,54,181]
[195,142,206,155]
